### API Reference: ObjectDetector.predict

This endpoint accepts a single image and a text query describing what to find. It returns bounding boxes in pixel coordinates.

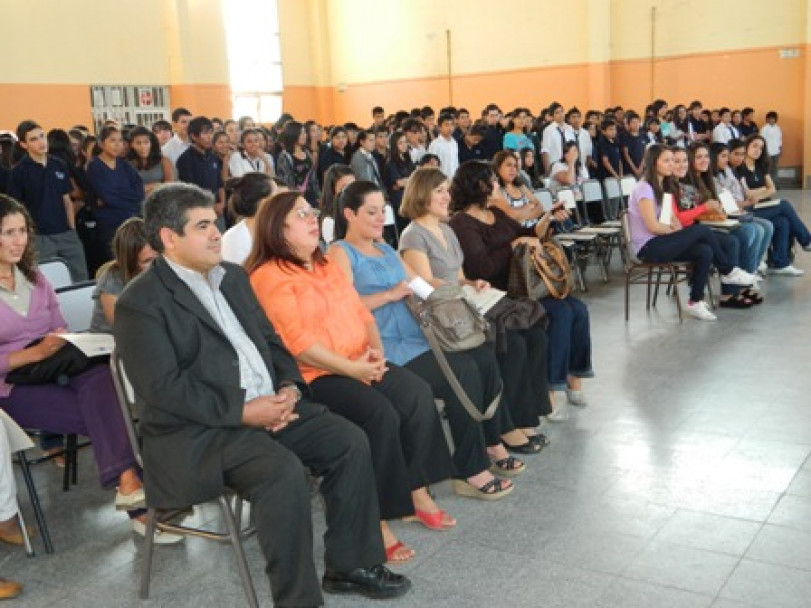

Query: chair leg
[218,496,259,608]
[139,508,157,600]
[16,500,34,557]
[672,269,684,322]
[17,451,54,554]
[69,434,78,486]
[625,276,631,321]
[646,268,653,310]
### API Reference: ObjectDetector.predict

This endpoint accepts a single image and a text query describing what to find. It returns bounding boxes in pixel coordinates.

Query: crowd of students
[0,95,807,602]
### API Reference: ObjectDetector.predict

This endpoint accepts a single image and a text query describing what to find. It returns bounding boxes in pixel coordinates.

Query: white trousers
[0,421,18,521]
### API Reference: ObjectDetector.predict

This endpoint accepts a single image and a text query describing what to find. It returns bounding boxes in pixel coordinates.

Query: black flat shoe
[719,295,754,309]
[503,440,541,454]
[323,565,411,599]
[527,433,551,448]
[741,288,764,304]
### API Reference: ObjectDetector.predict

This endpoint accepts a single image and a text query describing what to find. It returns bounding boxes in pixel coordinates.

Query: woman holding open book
[627,145,756,321]
[398,167,552,454]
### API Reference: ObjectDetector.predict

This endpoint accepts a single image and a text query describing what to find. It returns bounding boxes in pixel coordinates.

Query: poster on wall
[139,88,154,107]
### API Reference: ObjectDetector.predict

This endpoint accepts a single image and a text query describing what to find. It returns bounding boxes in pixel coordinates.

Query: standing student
[479,104,504,160]
[739,107,758,137]
[229,129,273,178]
[502,108,533,153]
[401,119,426,166]
[7,121,88,280]
[568,107,594,176]
[620,112,646,178]
[453,108,472,139]
[160,107,192,171]
[127,126,173,195]
[596,119,623,180]
[645,118,664,145]
[456,124,486,164]
[176,117,225,227]
[427,113,459,179]
[760,111,782,185]
[350,130,384,188]
[541,103,575,174]
[384,132,415,234]
[275,121,319,206]
[151,119,173,146]
[86,126,145,260]
[372,127,389,178]
[317,126,350,186]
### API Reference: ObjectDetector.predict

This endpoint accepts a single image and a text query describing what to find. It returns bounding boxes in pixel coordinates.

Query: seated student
[567,107,595,177]
[670,105,689,148]
[247,191,459,564]
[675,144,761,308]
[595,119,623,180]
[383,132,415,234]
[621,112,646,178]
[0,195,164,541]
[114,183,409,604]
[548,141,589,199]
[221,172,277,264]
[711,108,740,144]
[449,161,593,419]
[760,111,782,184]
[489,150,545,227]
[229,128,272,178]
[8,121,89,281]
[325,181,520,499]
[627,145,756,321]
[86,125,146,260]
[317,126,350,187]
[427,113,459,179]
[735,134,811,275]
[687,101,710,143]
[645,118,664,145]
[90,218,157,333]
[711,142,773,280]
[127,126,173,194]
[398,167,552,452]
[350,130,384,188]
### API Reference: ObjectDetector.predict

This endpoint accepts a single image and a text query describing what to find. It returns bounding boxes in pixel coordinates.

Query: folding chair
[38,258,73,289]
[110,350,259,607]
[602,177,624,225]
[55,281,96,332]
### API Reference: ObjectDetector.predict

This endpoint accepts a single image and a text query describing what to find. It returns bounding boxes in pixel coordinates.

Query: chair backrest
[110,349,143,468]
[39,258,72,290]
[580,179,604,223]
[602,177,623,220]
[55,281,96,332]
[534,188,555,211]
[620,175,638,196]
[619,210,640,266]
[555,187,584,225]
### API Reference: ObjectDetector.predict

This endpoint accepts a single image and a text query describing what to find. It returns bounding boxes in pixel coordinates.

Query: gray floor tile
[745,524,811,571]
[596,577,714,608]
[654,510,763,556]
[766,494,811,533]
[720,559,811,607]
[785,469,811,497]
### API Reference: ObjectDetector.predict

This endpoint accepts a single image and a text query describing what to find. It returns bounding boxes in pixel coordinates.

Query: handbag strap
[531,242,571,299]
[416,316,501,422]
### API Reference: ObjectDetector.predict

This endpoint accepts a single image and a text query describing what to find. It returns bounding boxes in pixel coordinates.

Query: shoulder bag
[508,238,573,300]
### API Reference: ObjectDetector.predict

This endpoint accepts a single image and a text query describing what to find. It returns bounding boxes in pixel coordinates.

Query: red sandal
[403,509,456,531]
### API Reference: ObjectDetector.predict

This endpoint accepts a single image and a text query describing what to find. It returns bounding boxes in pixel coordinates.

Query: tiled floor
[4,191,811,607]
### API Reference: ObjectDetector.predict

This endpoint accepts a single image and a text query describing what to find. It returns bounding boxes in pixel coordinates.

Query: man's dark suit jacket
[113,256,307,509]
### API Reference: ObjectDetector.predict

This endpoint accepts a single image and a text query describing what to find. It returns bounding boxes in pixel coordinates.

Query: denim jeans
[750,216,774,268]
[729,222,763,274]
[540,296,594,390]
[753,200,811,268]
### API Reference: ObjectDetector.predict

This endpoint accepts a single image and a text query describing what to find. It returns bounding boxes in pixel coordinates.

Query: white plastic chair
[39,258,72,289]
[55,281,96,332]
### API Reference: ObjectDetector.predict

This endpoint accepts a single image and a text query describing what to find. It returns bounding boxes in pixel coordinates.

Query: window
[222,0,283,123]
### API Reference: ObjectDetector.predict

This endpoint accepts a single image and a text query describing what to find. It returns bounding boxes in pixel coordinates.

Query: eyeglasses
[294,207,321,221]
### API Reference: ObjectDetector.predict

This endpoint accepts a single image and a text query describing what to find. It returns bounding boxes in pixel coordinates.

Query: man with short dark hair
[479,103,503,160]
[457,123,486,164]
[402,118,426,164]
[114,183,410,607]
[370,106,385,130]
[161,107,193,170]
[7,120,88,280]
[176,117,225,224]
[427,113,459,178]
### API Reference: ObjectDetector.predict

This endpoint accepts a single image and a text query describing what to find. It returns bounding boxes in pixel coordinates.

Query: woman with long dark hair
[276,121,319,206]
[126,126,173,194]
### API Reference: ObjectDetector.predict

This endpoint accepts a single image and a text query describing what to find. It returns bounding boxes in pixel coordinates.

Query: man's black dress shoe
[322,564,411,599]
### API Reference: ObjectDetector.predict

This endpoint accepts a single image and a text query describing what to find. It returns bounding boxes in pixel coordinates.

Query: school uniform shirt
[7,155,72,234]
[176,146,223,198]
[480,126,503,160]
[161,134,190,172]
[571,128,593,171]
[349,148,383,187]
[739,122,758,137]
[408,145,426,165]
[229,151,269,178]
[711,122,740,144]
[687,116,709,141]
[456,136,485,164]
[0,166,8,195]
[596,136,622,179]
[620,130,646,174]
[541,122,575,167]
[760,123,783,156]
[427,135,459,178]
[85,157,145,226]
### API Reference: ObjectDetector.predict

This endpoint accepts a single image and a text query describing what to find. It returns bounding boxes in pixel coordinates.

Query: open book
[462,285,507,314]
[754,199,780,209]
[60,333,114,357]
[659,193,673,225]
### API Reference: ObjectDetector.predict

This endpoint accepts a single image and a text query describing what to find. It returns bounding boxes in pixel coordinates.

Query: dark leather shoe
[322,564,411,599]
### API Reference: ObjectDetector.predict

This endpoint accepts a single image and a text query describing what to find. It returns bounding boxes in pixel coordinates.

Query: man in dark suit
[113,183,410,607]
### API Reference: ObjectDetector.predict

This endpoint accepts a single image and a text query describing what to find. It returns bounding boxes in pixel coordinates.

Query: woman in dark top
[317,126,349,187]
[126,126,173,195]
[736,134,811,274]
[276,121,320,206]
[449,161,594,420]
[384,131,415,233]
[86,126,145,260]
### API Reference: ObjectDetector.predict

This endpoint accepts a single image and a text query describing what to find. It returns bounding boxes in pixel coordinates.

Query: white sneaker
[758,261,768,273]
[768,264,805,276]
[720,267,756,286]
[566,389,589,408]
[685,300,717,321]
[132,520,185,545]
[546,395,569,421]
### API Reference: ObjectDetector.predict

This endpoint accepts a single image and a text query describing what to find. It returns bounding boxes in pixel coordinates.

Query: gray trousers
[36,231,88,282]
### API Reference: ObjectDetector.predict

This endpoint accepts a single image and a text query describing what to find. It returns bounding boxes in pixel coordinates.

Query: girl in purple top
[627,145,755,321]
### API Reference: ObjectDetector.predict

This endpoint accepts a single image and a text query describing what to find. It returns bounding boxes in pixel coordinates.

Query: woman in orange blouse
[247,192,456,564]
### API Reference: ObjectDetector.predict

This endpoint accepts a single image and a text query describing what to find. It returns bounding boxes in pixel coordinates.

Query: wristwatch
[278,381,302,402]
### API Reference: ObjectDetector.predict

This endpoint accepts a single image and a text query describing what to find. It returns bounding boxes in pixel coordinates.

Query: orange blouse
[250,258,375,384]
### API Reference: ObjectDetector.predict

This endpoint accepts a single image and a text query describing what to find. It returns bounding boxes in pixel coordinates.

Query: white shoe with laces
[769,264,805,276]
[685,300,717,321]
[566,389,589,408]
[720,267,756,286]
[546,394,570,421]
[758,261,768,273]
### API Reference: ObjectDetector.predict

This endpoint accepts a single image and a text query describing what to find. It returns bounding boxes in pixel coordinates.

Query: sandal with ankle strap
[453,477,514,501]
[489,456,526,477]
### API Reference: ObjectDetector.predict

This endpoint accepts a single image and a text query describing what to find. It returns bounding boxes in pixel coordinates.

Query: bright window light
[222,0,283,123]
